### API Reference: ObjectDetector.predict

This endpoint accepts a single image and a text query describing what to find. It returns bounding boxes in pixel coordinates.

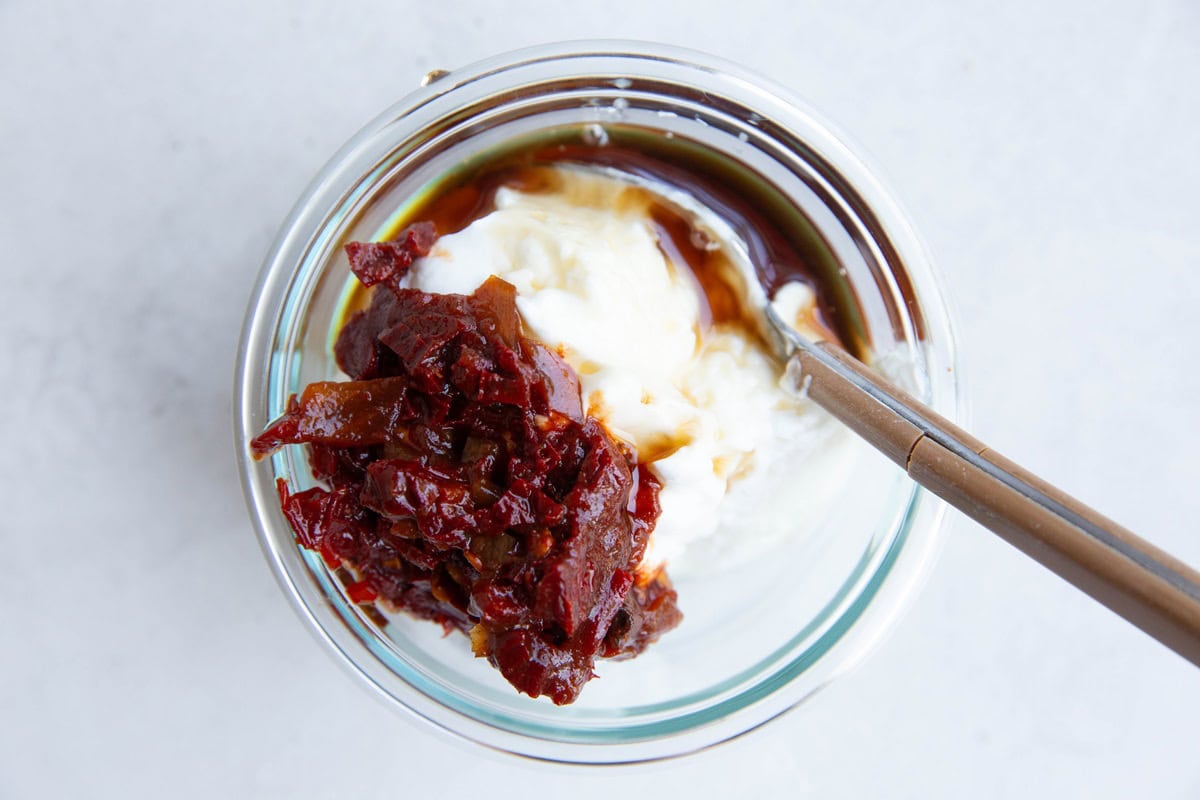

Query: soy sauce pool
[334,124,869,361]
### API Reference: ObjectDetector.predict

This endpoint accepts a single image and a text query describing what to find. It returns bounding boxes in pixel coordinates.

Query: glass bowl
[234,41,961,763]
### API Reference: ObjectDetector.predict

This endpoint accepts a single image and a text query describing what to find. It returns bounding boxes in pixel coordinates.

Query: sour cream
[402,168,853,572]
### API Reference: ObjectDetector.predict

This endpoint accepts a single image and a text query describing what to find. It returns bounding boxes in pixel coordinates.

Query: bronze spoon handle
[773,313,1200,666]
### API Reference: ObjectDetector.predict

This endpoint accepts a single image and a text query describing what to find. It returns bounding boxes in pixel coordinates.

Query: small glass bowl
[234,41,961,763]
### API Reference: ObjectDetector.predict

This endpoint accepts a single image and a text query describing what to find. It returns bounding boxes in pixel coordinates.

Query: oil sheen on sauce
[341,127,867,361]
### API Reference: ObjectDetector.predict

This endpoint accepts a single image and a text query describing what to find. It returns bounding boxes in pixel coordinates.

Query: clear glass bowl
[234,41,961,763]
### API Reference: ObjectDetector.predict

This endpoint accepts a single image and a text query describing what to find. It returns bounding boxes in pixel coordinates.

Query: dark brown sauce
[366,130,866,358]
[648,206,744,330]
[645,203,839,352]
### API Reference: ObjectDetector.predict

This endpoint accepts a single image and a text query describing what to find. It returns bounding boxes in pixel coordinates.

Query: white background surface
[3,1,1198,797]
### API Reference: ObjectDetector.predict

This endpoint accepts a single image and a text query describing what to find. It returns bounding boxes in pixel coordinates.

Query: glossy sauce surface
[363,131,864,358]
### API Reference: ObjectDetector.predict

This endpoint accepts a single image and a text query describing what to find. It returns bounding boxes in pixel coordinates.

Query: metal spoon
[764,307,1200,666]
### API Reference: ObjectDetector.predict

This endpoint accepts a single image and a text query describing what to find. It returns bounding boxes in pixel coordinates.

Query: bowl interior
[238,45,956,763]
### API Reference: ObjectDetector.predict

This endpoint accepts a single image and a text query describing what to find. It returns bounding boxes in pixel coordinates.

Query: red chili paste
[252,224,682,704]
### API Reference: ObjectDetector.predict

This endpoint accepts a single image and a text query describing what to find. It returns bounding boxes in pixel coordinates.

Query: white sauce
[402,168,854,573]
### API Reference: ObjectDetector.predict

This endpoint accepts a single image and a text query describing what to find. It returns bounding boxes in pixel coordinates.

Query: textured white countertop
[3,1,1198,797]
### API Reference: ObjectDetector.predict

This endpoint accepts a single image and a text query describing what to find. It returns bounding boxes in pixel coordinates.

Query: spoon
[764,306,1200,666]
[597,158,1200,662]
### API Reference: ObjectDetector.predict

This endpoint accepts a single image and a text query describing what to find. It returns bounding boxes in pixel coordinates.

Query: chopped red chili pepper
[253,225,681,704]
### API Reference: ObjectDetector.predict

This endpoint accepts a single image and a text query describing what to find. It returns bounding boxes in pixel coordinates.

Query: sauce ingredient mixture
[402,166,850,572]
[252,225,681,705]
[251,133,864,704]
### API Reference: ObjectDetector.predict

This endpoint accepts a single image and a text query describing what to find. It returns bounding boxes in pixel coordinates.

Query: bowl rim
[234,39,963,764]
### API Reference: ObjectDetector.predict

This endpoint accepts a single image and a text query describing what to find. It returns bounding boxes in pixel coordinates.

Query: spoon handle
[790,338,1200,666]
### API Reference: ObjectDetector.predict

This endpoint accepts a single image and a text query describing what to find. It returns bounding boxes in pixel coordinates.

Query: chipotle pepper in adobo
[251,224,681,705]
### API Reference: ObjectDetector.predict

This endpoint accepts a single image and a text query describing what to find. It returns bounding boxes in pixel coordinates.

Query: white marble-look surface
[3,1,1198,797]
